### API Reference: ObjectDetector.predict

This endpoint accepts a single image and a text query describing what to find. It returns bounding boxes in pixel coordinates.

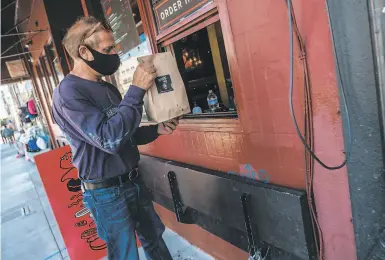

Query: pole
[1,30,43,56]
[4,16,30,35]
[1,50,40,59]
[1,29,47,37]
[1,0,16,12]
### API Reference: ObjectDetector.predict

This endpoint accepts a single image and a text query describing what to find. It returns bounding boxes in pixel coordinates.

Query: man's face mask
[80,45,120,76]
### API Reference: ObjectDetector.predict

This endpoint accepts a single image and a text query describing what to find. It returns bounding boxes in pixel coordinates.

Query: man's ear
[78,45,93,61]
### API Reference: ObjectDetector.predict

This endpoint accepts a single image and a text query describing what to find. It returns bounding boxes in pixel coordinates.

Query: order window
[162,21,237,118]
[100,0,237,120]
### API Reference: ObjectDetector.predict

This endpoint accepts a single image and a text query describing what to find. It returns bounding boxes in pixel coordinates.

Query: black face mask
[80,45,120,76]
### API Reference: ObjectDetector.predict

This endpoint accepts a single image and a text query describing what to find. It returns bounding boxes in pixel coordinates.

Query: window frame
[146,0,238,120]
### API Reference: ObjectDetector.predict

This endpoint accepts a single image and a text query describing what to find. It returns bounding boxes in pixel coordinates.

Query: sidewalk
[1,144,68,260]
[1,144,213,260]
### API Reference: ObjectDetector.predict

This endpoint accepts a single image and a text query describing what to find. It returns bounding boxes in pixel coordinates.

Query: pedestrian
[17,106,32,124]
[1,125,7,144]
[52,16,177,260]
[6,122,15,143]
[2,125,14,145]
[14,129,26,159]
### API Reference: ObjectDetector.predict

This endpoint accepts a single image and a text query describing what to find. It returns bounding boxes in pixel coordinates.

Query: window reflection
[48,43,64,82]
[101,0,150,120]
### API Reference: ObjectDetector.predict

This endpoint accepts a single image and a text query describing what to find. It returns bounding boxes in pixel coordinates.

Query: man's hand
[157,118,179,135]
[132,61,156,91]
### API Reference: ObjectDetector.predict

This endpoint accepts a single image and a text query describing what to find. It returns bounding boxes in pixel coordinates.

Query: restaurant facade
[10,0,385,259]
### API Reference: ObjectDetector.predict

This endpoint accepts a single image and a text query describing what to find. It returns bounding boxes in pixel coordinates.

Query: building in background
[0,87,13,122]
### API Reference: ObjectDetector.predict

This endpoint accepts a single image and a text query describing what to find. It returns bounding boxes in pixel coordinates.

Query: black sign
[155,75,174,94]
[101,0,139,56]
[154,0,210,31]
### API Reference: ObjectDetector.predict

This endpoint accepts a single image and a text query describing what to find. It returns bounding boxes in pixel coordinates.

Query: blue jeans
[82,178,172,260]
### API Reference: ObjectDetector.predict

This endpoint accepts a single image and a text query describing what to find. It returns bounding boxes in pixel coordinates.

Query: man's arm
[61,85,145,154]
[133,118,180,145]
[133,125,159,145]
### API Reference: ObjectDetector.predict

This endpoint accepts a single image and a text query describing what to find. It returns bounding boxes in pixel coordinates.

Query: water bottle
[192,102,202,114]
[207,90,219,112]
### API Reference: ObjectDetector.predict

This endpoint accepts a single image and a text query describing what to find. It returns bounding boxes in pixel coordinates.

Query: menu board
[101,0,139,56]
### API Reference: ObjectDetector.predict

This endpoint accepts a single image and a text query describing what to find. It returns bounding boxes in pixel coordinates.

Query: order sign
[154,0,210,31]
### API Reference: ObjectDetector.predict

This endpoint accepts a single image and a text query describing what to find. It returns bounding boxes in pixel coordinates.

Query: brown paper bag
[138,52,191,123]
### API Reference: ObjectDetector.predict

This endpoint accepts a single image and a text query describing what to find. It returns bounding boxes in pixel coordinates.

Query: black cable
[287,0,353,170]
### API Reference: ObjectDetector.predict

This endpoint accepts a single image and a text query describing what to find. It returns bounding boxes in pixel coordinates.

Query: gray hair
[62,16,112,59]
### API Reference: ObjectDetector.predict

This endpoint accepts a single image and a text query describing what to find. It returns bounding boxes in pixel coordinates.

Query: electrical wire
[287,0,353,170]
[285,1,329,258]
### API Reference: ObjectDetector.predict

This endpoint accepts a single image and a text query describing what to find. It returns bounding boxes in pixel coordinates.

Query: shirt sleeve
[60,85,145,154]
[133,125,159,145]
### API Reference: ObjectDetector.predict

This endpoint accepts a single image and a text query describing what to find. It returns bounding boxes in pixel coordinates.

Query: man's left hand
[157,118,179,135]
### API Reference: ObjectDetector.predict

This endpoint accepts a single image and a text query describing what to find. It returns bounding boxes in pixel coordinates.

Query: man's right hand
[132,62,157,91]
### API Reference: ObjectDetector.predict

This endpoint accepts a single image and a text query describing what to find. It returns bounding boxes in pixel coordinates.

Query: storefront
[75,0,352,259]
[18,0,385,259]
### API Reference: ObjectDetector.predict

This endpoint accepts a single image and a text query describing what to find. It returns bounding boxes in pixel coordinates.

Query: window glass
[101,0,150,120]
[165,21,237,118]
[48,43,65,82]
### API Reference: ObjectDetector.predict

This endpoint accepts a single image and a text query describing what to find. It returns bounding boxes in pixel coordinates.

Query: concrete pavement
[1,144,213,260]
[1,144,68,260]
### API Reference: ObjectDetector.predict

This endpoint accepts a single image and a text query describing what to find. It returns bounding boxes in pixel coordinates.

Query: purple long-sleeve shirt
[52,74,158,181]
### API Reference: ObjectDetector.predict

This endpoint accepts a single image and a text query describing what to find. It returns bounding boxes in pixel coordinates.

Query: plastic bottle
[192,102,202,114]
[207,90,219,112]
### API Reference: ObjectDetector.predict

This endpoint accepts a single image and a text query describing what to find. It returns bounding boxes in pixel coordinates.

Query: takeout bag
[138,52,190,123]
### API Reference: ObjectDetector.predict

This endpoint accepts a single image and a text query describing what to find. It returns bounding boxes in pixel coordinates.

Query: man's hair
[62,16,112,59]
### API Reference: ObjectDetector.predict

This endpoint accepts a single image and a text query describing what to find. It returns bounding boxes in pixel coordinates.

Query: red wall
[141,0,356,259]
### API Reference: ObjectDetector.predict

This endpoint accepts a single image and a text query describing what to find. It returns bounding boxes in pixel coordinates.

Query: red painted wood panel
[140,0,356,259]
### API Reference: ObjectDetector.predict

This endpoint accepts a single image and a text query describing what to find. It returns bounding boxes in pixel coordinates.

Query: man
[52,16,176,260]
[1,125,7,144]
[3,125,14,144]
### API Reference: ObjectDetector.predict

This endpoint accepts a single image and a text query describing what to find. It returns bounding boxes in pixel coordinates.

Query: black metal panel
[153,190,302,260]
[167,171,197,223]
[139,155,316,259]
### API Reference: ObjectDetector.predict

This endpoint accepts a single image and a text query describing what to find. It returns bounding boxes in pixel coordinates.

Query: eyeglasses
[81,21,113,44]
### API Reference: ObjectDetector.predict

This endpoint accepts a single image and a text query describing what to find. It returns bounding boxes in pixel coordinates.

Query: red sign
[35,146,107,260]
